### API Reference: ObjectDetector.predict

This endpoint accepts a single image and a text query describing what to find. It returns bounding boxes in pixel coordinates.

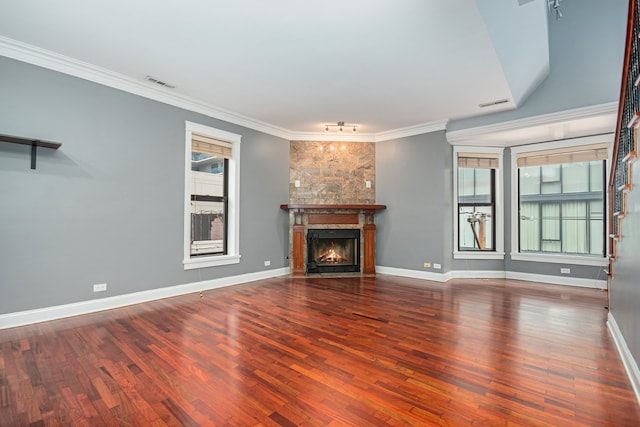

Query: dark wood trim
[281,203,386,211]
[292,224,305,275]
[0,133,62,150]
[308,213,359,224]
[363,223,376,274]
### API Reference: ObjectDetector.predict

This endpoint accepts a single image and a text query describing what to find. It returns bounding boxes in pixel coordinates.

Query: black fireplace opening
[307,229,360,274]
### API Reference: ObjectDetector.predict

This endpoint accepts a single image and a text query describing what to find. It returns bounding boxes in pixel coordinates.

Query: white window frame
[183,121,241,269]
[509,135,609,267]
[453,146,505,260]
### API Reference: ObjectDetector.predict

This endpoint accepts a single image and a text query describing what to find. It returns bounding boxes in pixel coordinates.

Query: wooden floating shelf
[0,133,62,169]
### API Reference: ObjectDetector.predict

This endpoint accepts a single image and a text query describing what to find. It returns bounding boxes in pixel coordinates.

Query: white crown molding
[608,313,640,406]
[288,119,448,142]
[0,267,290,330]
[446,102,619,146]
[0,36,293,140]
[0,36,451,143]
[373,120,449,142]
[288,132,378,142]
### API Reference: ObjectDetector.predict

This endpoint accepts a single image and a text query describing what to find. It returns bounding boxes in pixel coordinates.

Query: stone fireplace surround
[280,204,386,276]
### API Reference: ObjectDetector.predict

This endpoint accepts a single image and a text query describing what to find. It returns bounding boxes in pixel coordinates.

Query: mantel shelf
[280,204,386,211]
[0,133,62,169]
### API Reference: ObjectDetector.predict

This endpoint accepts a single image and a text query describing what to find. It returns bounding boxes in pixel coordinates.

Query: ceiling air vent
[145,75,176,89]
[478,99,509,108]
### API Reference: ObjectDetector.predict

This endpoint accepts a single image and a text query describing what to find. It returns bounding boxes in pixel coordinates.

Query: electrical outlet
[561,268,570,274]
[423,262,431,268]
[93,283,107,292]
[366,180,372,188]
[264,260,271,266]
[434,263,441,269]
[294,180,300,188]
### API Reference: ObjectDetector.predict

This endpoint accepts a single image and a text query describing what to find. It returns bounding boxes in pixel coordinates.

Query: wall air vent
[478,99,510,108]
[145,75,176,89]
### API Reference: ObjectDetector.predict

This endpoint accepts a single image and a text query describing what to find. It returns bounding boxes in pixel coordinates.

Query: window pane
[541,164,561,194]
[474,169,491,198]
[191,150,226,257]
[459,206,493,250]
[562,162,589,193]
[519,202,539,251]
[517,155,604,257]
[190,200,225,255]
[590,160,603,192]
[562,201,587,254]
[520,167,540,195]
[541,203,560,241]
[191,153,224,197]
[458,168,475,198]
[590,200,604,256]
[458,168,490,203]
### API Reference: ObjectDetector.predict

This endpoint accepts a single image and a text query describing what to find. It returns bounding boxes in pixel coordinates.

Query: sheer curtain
[562,201,588,254]
[519,202,539,251]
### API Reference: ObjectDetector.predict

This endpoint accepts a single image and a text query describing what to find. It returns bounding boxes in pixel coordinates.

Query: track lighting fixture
[323,121,357,133]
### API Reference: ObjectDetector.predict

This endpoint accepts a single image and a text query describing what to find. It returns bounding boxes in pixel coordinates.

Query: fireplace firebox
[307,229,360,274]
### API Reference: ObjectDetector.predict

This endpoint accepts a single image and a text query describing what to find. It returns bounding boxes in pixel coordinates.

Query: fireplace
[307,229,360,273]
[280,204,386,276]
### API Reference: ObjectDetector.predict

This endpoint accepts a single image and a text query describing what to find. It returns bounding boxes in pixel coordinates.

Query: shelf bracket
[31,142,38,170]
[0,133,62,170]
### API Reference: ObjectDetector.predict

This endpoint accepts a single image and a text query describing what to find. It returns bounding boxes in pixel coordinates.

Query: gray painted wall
[0,56,290,314]
[448,0,627,132]
[375,131,453,272]
[609,160,640,366]
[377,136,607,282]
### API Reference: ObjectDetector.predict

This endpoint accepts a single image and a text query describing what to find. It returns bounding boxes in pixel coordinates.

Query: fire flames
[318,243,345,263]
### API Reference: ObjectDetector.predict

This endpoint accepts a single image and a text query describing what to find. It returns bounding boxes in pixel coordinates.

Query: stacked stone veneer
[289,141,375,204]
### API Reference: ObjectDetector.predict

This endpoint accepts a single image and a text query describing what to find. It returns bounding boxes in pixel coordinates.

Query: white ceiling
[0,0,551,136]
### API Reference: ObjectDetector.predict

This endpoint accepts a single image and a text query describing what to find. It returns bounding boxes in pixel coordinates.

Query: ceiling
[0,0,551,137]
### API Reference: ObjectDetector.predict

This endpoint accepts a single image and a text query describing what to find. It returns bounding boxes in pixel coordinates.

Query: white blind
[457,152,499,169]
[192,133,233,159]
[516,143,607,168]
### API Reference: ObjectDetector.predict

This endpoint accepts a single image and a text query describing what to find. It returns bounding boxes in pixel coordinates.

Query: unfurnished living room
[2,0,640,425]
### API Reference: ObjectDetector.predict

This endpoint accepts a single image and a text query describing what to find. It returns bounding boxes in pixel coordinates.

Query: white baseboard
[0,266,607,330]
[452,270,507,279]
[607,313,640,406]
[0,267,290,330]
[505,271,607,289]
[376,266,453,282]
[376,266,606,289]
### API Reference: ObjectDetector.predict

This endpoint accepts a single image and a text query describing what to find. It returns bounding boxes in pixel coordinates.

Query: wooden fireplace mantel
[280,204,386,212]
[281,203,386,276]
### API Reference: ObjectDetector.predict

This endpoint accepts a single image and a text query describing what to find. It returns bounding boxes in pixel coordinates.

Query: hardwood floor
[1,275,639,426]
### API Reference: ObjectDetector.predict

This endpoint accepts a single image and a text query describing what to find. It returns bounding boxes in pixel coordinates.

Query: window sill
[453,251,505,260]
[183,254,241,270]
[509,252,607,267]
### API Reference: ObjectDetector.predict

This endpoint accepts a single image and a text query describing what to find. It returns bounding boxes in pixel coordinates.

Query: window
[453,147,504,259]
[184,122,241,269]
[511,137,608,266]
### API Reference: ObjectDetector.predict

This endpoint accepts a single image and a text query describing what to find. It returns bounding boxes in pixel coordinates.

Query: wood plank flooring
[1,275,639,426]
